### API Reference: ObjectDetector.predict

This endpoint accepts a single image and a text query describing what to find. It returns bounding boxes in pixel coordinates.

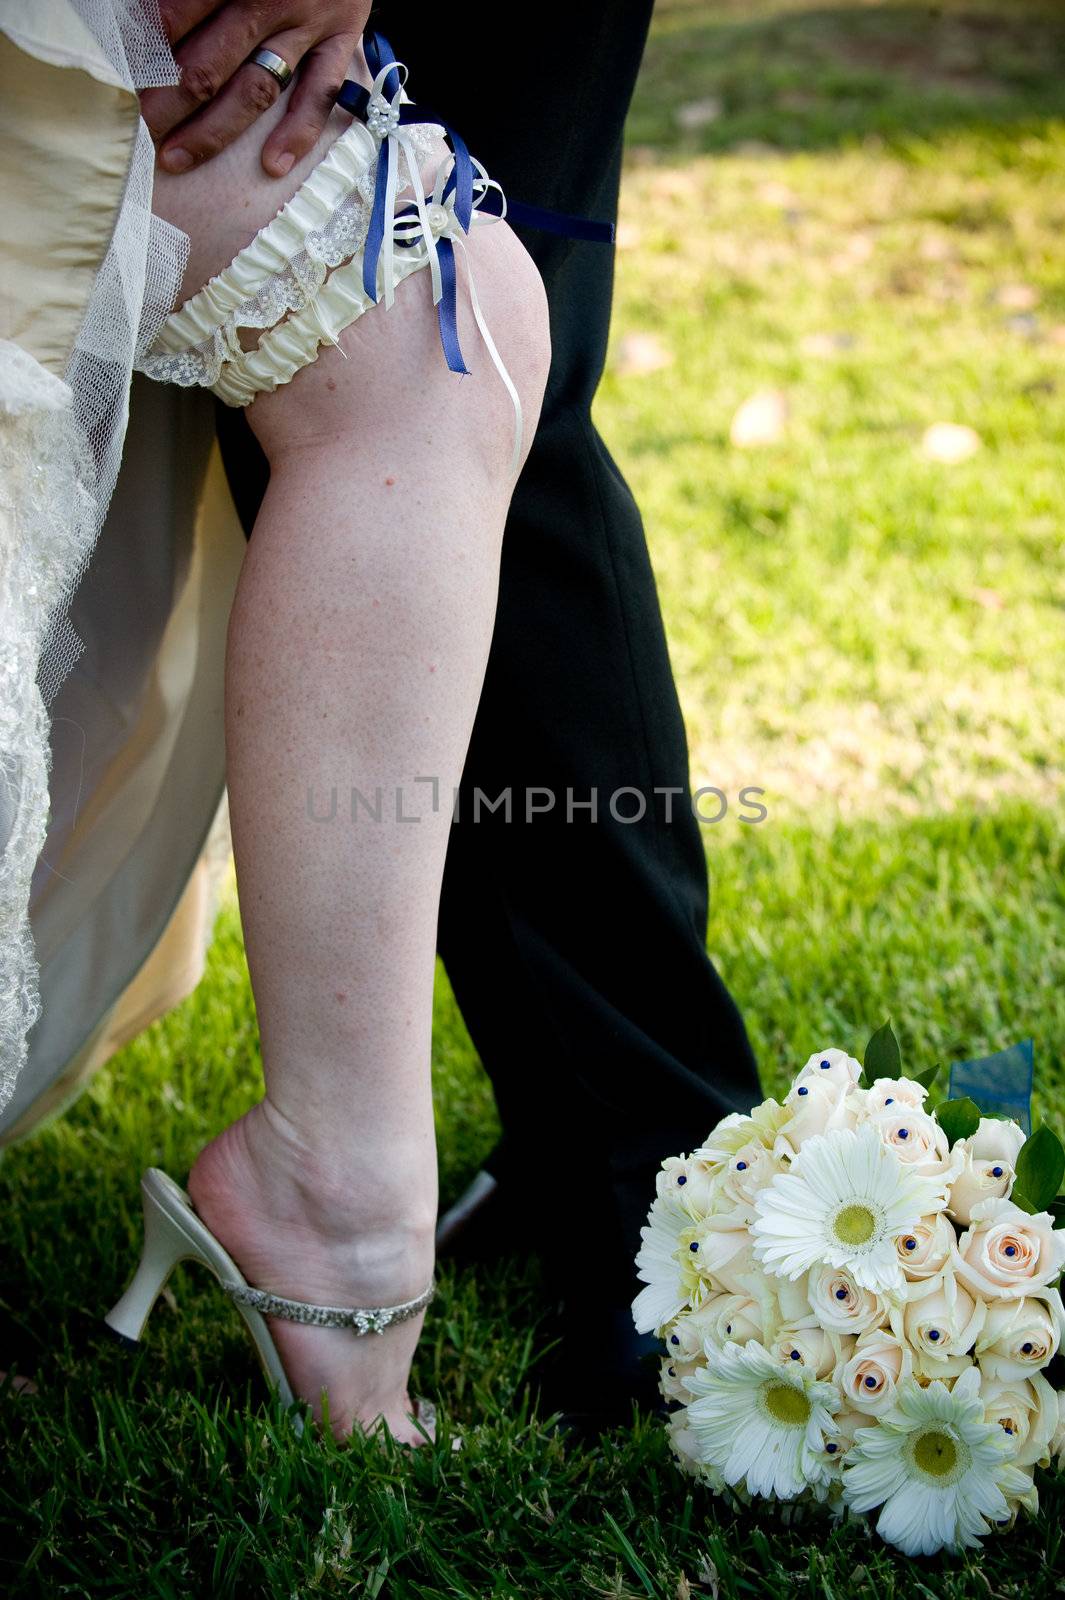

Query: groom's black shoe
[436,1160,666,1436]
[533,1300,666,1441]
[434,1167,516,1261]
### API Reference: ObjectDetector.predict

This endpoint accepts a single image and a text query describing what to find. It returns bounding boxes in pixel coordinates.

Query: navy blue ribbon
[387,197,470,374]
[335,32,613,377]
[948,1039,1034,1136]
[435,232,466,374]
[475,189,616,243]
[338,31,476,315]
[363,30,402,100]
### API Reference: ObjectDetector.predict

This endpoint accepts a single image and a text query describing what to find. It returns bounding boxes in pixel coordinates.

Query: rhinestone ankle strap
[221,1275,437,1334]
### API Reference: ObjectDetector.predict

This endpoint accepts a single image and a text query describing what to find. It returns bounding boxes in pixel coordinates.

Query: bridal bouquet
[632,1028,1065,1557]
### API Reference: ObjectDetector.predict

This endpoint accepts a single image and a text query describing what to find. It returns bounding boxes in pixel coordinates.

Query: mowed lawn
[3,3,1064,1595]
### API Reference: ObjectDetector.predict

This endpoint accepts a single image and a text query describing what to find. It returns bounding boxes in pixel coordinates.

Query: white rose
[956,1197,1065,1301]
[980,1370,1059,1468]
[999,1463,1039,1525]
[1051,1388,1065,1470]
[896,1212,958,1281]
[701,1258,803,1344]
[948,1154,1015,1226]
[808,1263,891,1335]
[947,1118,1026,1224]
[775,1076,860,1157]
[694,1111,752,1160]
[890,1271,986,1377]
[655,1153,718,1217]
[667,1409,726,1489]
[687,1209,752,1286]
[659,1354,703,1403]
[838,1329,913,1415]
[861,1076,929,1115]
[667,1292,767,1360]
[824,1407,877,1464]
[867,1104,956,1179]
[692,1100,788,1167]
[771,1322,850,1379]
[715,1139,785,1214]
[666,1409,701,1474]
[763,1271,813,1328]
[794,1049,863,1091]
[970,1118,1027,1165]
[975,1291,1064,1380]
[662,1302,719,1364]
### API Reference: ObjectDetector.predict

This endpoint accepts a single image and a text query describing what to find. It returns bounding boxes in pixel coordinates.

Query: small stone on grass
[921,422,982,462]
[730,389,789,447]
[615,332,674,376]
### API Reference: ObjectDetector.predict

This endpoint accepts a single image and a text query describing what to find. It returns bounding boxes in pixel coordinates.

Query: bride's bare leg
[148,61,550,1444]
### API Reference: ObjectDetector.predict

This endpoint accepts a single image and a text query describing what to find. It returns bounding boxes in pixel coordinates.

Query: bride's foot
[186,1098,438,1447]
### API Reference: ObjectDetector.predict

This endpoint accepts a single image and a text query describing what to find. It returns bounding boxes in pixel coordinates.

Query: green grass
[4,2,1065,1594]
[604,5,1065,822]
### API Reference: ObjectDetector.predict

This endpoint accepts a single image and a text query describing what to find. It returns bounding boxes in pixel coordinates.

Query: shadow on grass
[631,2,1065,155]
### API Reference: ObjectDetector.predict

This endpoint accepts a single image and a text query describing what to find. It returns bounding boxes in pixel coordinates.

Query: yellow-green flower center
[912,1429,958,1478]
[763,1383,811,1426]
[833,1204,876,1245]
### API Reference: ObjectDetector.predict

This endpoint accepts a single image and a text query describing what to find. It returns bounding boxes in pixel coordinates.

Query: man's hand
[140,1,372,178]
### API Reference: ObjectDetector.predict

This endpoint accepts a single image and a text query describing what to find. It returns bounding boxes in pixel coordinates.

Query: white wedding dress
[0,0,241,1147]
[0,0,526,1149]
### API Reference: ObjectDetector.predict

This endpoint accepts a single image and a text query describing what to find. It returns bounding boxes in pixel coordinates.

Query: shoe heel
[103,1171,203,1344]
[103,1169,307,1437]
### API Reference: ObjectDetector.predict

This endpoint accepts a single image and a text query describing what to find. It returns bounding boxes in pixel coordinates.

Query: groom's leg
[371,1,762,1307]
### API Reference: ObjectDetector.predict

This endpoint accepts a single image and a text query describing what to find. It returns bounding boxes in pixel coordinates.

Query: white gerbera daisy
[751,1124,946,1292]
[632,1190,711,1334]
[685,1338,841,1501]
[841,1367,1032,1556]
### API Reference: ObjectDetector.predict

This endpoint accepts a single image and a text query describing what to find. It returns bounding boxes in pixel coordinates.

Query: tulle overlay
[0,350,96,1112]
[0,4,524,1120]
[0,1,187,1115]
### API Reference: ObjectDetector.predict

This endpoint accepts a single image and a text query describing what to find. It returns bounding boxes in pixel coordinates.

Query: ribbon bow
[336,35,474,317]
[392,162,525,473]
[336,33,614,474]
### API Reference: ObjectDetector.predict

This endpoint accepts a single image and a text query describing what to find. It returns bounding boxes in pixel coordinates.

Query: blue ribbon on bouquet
[335,32,614,381]
[948,1038,1034,1135]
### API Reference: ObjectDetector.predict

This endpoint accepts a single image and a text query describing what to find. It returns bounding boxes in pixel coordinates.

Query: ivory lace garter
[139,35,533,473]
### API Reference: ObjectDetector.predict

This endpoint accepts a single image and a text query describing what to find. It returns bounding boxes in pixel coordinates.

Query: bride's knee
[474,222,552,467]
[246,219,551,479]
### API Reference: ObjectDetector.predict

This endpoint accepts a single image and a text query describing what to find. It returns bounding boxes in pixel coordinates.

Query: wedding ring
[246,48,293,90]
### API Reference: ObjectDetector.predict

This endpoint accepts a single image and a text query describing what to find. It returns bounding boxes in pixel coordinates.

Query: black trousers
[215,0,760,1313]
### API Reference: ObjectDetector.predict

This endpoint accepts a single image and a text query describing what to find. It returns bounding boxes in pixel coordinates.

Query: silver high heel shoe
[103,1168,439,1444]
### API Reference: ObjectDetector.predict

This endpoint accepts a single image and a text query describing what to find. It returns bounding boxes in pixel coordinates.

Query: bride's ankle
[188,1099,438,1260]
[252,1094,439,1234]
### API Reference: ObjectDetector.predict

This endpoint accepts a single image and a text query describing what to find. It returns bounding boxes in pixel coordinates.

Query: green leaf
[1049,1196,1065,1229]
[1010,1186,1038,1216]
[934,1096,981,1144]
[913,1062,943,1094]
[1014,1125,1065,1213]
[863,1021,901,1087]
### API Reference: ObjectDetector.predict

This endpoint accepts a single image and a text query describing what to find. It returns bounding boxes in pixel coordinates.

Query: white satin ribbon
[364,61,525,475]
[394,157,524,475]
